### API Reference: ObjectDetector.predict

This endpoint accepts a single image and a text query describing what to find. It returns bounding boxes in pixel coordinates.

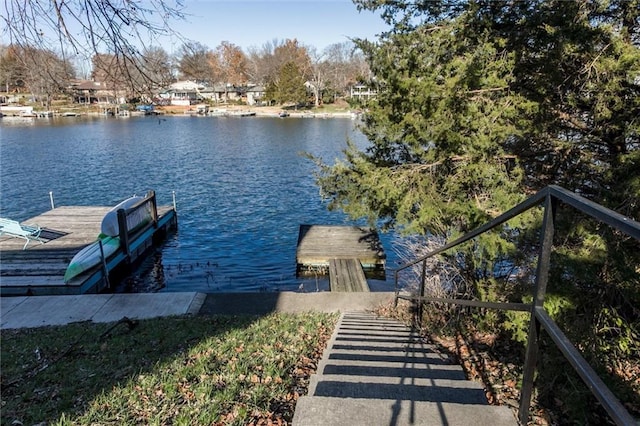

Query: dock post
[117,209,131,261]
[171,191,178,228]
[148,190,158,227]
[49,191,55,209]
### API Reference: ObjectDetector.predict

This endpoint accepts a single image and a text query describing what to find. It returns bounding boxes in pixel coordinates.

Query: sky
[165,0,390,53]
[0,0,390,55]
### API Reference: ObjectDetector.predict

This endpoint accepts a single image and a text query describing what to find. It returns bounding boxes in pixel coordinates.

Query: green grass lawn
[1,313,337,425]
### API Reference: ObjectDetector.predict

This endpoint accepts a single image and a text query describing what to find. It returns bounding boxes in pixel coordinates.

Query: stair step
[328,343,442,356]
[335,324,416,332]
[294,312,517,425]
[293,396,516,426]
[319,363,466,380]
[322,350,454,366]
[309,377,488,403]
[308,373,483,397]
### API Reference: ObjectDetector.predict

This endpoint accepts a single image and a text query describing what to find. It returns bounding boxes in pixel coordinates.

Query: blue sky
[0,0,390,62]
[168,0,390,53]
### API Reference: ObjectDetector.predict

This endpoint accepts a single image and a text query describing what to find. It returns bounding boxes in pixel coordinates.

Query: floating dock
[0,194,176,296]
[296,225,386,291]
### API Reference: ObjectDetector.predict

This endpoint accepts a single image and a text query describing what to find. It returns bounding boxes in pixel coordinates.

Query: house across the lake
[246,85,266,106]
[68,80,126,104]
[65,76,368,108]
[158,81,204,106]
[159,81,249,106]
[350,84,377,102]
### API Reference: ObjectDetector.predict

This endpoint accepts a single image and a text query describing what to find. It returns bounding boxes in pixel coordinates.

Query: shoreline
[0,105,361,120]
[156,104,359,119]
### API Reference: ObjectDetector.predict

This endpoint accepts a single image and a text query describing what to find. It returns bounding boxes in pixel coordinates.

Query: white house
[158,81,206,106]
[350,84,377,101]
[245,85,266,106]
[159,81,247,105]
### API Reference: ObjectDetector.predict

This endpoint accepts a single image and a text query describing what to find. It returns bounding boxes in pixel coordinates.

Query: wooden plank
[0,258,71,266]
[0,251,74,258]
[328,258,342,291]
[0,276,66,286]
[328,258,370,292]
[0,262,69,277]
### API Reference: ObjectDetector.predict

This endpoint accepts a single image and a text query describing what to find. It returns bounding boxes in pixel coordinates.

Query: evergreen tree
[315,0,639,235]
[314,18,532,237]
[274,61,307,106]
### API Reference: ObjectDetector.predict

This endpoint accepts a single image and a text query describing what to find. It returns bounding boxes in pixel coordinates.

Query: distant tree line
[174,38,371,106]
[0,38,371,107]
[0,45,76,109]
[1,1,373,107]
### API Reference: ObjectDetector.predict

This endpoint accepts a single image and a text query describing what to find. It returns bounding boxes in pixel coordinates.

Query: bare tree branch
[1,0,186,93]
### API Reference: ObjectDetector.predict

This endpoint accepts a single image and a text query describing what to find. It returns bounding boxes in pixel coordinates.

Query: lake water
[0,115,402,293]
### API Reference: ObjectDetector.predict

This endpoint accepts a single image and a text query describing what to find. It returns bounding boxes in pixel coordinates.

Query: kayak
[101,195,151,237]
[63,236,120,282]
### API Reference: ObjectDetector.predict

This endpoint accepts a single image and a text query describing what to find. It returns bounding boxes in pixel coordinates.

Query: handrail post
[117,209,131,261]
[519,193,557,423]
[394,269,400,307]
[416,258,428,326]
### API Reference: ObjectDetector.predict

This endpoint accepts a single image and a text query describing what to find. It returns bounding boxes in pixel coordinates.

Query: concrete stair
[292,312,516,426]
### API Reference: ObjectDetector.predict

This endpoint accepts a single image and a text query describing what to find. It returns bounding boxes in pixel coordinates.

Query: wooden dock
[296,225,386,271]
[0,197,176,296]
[296,225,385,292]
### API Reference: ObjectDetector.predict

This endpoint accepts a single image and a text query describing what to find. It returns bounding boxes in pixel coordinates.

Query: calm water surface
[0,115,401,292]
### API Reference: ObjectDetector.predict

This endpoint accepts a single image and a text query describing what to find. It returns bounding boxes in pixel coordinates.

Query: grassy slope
[1,313,337,425]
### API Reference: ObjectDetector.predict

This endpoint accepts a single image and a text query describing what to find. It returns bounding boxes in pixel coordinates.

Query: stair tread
[309,378,488,403]
[293,396,516,426]
[308,373,483,395]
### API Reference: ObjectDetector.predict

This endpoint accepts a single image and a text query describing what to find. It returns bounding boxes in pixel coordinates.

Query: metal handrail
[393,185,639,425]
